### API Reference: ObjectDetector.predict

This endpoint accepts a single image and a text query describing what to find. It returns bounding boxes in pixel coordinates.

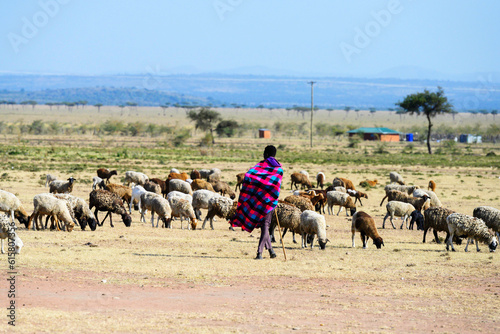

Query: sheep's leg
[10,210,15,224]
[475,238,481,252]
[389,214,396,229]
[151,212,156,228]
[292,232,297,244]
[446,232,455,251]
[382,213,389,229]
[400,216,405,229]
[109,212,114,228]
[309,235,315,249]
[301,233,306,248]
[336,206,343,216]
[351,231,356,248]
[0,239,4,254]
[434,230,441,244]
[361,233,367,249]
[327,203,332,215]
[100,211,110,226]
[464,238,472,252]
[210,217,215,230]
[201,215,209,229]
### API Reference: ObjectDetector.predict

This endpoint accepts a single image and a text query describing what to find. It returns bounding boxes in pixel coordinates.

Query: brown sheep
[283,195,314,212]
[212,181,236,199]
[89,190,132,228]
[428,180,436,191]
[316,172,326,189]
[150,178,168,198]
[102,183,134,211]
[359,179,378,187]
[190,170,201,180]
[191,179,215,192]
[351,211,384,249]
[235,172,246,192]
[333,177,355,191]
[290,172,312,190]
[347,189,368,206]
[97,168,117,184]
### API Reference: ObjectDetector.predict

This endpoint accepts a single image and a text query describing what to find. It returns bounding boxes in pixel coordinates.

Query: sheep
[28,193,76,232]
[190,179,215,192]
[207,168,222,183]
[168,179,193,195]
[92,176,105,190]
[144,180,162,195]
[192,189,220,220]
[347,189,368,206]
[140,191,172,228]
[446,213,498,252]
[123,171,149,186]
[283,195,314,212]
[130,184,147,214]
[389,171,405,185]
[212,180,236,199]
[45,174,57,187]
[269,202,302,244]
[102,183,134,211]
[422,207,456,244]
[332,177,355,191]
[190,169,201,180]
[170,168,180,174]
[359,179,378,187]
[52,194,98,231]
[326,191,356,216]
[150,178,168,198]
[351,211,384,249]
[97,168,117,184]
[413,189,441,208]
[408,210,424,230]
[167,190,193,203]
[473,206,500,238]
[89,190,132,228]
[235,172,246,192]
[325,185,346,193]
[316,172,326,189]
[380,185,419,205]
[202,196,236,230]
[198,169,211,179]
[167,172,189,182]
[428,180,436,191]
[49,177,75,194]
[0,189,30,227]
[380,190,430,212]
[290,172,312,190]
[168,197,197,230]
[297,191,325,210]
[0,214,23,254]
[299,210,328,250]
[382,201,416,229]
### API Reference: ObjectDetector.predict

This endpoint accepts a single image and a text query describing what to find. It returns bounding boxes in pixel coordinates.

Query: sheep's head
[87,217,98,231]
[110,170,118,176]
[15,211,29,228]
[318,238,329,250]
[12,233,23,254]
[190,218,197,230]
[489,237,498,253]
[68,177,76,184]
[373,237,384,249]
[122,214,132,227]
[349,207,357,216]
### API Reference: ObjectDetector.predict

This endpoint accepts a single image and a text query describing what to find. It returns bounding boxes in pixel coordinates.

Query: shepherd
[230,145,283,260]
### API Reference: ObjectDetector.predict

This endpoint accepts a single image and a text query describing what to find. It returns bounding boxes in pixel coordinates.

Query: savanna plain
[0,106,499,333]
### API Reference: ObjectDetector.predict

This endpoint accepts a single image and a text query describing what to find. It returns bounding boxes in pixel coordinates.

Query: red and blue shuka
[230,157,283,232]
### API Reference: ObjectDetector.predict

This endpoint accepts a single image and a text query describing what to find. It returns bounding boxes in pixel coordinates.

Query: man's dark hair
[264,145,277,158]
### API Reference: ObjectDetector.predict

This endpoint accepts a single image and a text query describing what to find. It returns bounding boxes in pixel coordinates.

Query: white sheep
[140,192,171,227]
[473,206,500,238]
[49,177,76,194]
[92,176,104,190]
[192,189,220,220]
[446,213,498,252]
[45,174,57,187]
[52,194,98,231]
[168,178,193,195]
[28,193,76,231]
[123,171,149,186]
[299,210,328,250]
[413,189,441,208]
[389,171,405,185]
[170,168,180,174]
[130,184,147,214]
[0,214,23,254]
[0,189,30,227]
[168,197,197,230]
[326,191,356,216]
[351,211,384,249]
[382,201,416,229]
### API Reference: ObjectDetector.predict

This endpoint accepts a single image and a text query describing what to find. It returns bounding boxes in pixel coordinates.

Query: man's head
[264,145,277,159]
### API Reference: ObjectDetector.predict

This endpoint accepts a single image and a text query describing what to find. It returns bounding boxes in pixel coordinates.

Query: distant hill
[0,73,498,111]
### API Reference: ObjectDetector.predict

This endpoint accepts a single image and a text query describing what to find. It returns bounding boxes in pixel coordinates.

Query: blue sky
[1,0,499,79]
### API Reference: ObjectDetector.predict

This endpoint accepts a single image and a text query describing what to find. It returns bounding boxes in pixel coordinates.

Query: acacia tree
[396,87,453,154]
[187,107,221,144]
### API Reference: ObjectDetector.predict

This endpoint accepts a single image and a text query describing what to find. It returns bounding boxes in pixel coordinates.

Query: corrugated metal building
[347,127,401,142]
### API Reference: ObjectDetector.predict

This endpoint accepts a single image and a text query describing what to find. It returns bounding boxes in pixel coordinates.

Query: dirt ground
[1,161,500,333]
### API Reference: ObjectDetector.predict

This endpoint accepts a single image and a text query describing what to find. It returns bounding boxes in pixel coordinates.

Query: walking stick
[274,209,287,261]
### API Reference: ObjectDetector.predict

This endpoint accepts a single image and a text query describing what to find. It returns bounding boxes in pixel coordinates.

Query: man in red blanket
[231,145,283,259]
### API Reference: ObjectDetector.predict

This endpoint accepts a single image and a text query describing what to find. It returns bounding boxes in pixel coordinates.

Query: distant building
[459,134,482,144]
[259,128,271,139]
[347,127,401,142]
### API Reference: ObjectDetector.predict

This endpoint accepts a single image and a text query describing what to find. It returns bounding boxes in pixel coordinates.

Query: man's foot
[255,252,263,260]
[269,250,277,258]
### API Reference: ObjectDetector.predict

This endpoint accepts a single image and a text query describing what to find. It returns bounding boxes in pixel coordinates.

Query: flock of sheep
[0,167,499,256]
